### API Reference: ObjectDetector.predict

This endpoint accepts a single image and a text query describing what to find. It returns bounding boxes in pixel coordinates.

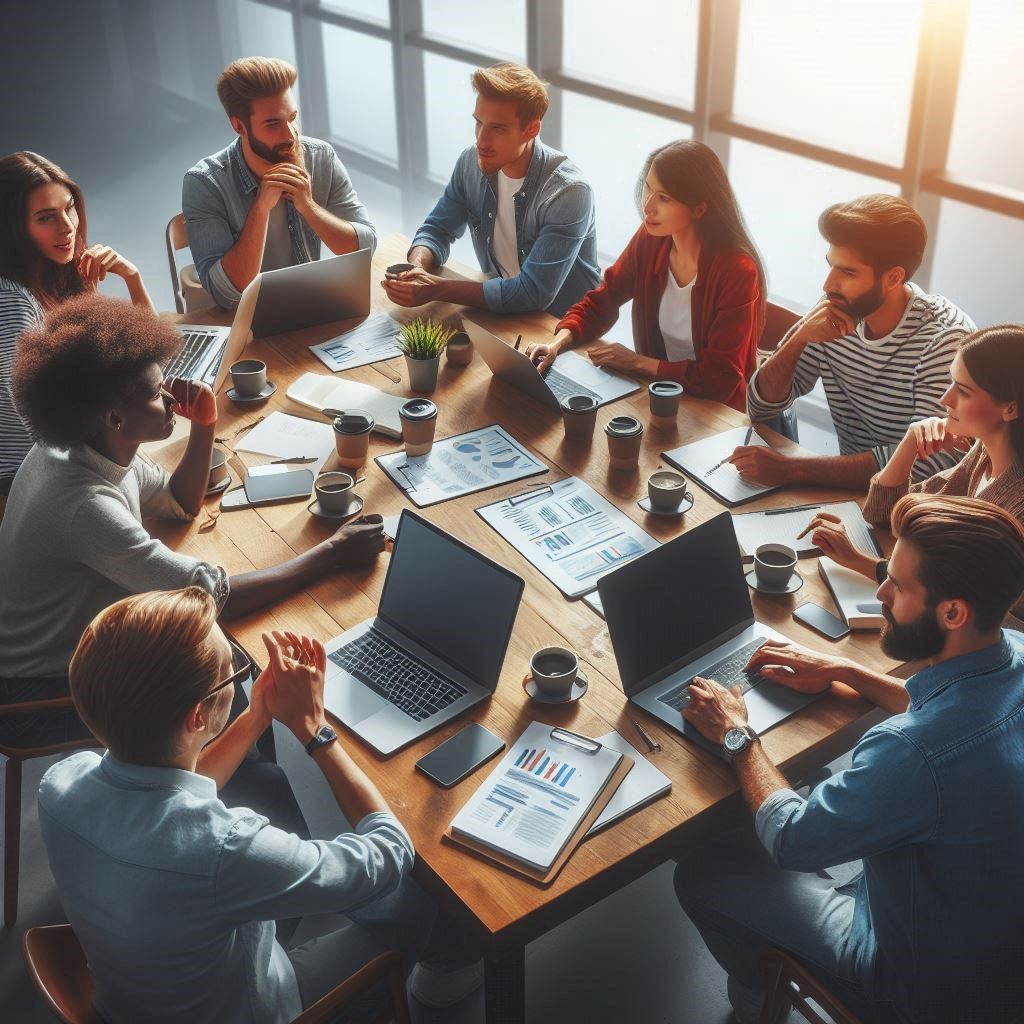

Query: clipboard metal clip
[550,727,601,754]
[508,484,553,506]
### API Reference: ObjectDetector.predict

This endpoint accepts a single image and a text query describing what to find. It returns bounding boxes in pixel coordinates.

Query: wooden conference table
[150,235,895,1022]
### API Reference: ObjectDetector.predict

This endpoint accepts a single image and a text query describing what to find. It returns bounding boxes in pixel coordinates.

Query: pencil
[514,334,523,351]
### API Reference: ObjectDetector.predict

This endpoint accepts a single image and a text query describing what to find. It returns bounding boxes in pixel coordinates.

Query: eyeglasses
[203,637,255,700]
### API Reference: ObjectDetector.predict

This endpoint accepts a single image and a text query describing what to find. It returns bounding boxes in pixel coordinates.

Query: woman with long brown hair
[0,151,154,493]
[526,139,766,412]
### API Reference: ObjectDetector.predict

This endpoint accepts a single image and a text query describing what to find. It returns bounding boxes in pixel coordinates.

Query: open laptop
[323,510,525,756]
[597,511,817,749]
[464,320,639,411]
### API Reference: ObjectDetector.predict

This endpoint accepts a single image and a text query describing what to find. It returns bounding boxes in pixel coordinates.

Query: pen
[703,455,732,477]
[630,718,661,754]
[514,334,522,351]
[270,456,319,464]
[743,426,752,446]
[764,503,821,517]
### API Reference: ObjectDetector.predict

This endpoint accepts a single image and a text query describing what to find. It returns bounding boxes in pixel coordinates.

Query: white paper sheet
[732,500,880,561]
[308,313,404,372]
[233,412,336,463]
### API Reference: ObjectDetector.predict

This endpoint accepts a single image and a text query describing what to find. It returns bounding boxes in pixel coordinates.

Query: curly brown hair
[12,293,182,449]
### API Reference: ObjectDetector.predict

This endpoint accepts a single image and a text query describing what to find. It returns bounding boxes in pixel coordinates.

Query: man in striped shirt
[734,195,974,489]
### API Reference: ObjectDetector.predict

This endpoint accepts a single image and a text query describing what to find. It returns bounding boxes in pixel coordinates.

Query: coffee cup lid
[399,398,437,421]
[649,380,683,396]
[560,394,598,414]
[605,415,643,437]
[333,410,374,434]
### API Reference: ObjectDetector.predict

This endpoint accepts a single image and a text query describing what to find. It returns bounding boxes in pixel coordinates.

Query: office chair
[756,301,803,443]
[759,947,861,1024]
[165,213,214,314]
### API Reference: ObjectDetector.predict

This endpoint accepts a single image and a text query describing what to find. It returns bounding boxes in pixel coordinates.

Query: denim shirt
[39,751,414,1024]
[756,631,1024,1021]
[410,138,600,317]
[182,136,377,309]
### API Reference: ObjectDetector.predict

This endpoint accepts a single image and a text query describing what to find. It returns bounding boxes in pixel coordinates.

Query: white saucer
[522,670,589,705]
[227,381,277,403]
[638,493,695,518]
[745,568,804,595]
[205,476,231,497]
[308,495,364,521]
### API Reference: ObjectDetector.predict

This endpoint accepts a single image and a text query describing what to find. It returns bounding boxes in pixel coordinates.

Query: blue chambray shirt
[39,751,414,1024]
[410,138,600,317]
[182,136,377,309]
[756,631,1024,1021]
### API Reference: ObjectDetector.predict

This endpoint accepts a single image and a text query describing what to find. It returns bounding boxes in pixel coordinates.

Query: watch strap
[305,724,337,756]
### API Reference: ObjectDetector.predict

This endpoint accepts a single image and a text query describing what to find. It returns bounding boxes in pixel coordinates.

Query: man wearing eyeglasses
[38,588,479,1023]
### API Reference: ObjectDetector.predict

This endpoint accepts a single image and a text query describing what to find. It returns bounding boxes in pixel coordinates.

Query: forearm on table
[220,204,270,293]
[197,705,271,789]
[221,542,331,619]
[788,450,878,490]
[312,738,391,823]
[432,277,487,308]
[833,662,909,714]
[170,423,216,516]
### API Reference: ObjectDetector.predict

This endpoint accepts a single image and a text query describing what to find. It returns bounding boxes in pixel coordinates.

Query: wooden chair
[756,301,804,443]
[22,922,410,1024]
[165,214,213,314]
[1,696,101,927]
[759,948,861,1024]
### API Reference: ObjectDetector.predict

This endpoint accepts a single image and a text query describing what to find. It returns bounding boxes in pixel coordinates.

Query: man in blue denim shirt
[676,494,1024,1023]
[382,62,599,318]
[182,57,376,309]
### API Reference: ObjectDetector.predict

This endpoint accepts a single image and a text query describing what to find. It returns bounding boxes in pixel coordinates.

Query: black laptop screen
[379,512,524,689]
[596,512,753,694]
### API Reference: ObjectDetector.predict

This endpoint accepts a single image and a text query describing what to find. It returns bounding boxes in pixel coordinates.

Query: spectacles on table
[204,637,256,700]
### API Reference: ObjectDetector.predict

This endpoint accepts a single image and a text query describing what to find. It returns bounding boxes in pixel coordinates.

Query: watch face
[724,728,747,752]
[318,725,337,742]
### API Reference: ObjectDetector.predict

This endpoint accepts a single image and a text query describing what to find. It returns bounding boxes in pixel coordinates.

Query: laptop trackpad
[324,672,384,725]
[745,680,815,732]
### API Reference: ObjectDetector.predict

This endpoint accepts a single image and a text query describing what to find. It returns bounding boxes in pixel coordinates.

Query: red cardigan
[557,228,764,412]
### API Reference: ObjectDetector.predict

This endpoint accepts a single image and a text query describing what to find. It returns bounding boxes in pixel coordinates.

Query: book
[818,556,885,629]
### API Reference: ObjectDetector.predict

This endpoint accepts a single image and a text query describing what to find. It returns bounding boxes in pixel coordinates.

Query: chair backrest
[758,301,803,358]
[22,924,101,1024]
[165,214,189,315]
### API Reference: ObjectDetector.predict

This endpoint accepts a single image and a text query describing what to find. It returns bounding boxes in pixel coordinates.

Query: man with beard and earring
[674,493,1024,1024]
[182,57,377,310]
[733,194,974,490]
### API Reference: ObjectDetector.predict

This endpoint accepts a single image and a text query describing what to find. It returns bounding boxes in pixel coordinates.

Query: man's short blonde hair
[471,62,548,126]
[216,56,298,123]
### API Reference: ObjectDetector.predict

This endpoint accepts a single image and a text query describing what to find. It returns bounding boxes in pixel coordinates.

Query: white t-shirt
[493,171,525,278]
[658,271,696,362]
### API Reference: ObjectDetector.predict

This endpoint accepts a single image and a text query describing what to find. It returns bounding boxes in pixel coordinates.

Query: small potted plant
[398,318,455,393]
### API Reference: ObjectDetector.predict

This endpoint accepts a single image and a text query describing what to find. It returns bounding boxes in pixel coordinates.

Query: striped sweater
[0,276,43,482]
[747,284,975,482]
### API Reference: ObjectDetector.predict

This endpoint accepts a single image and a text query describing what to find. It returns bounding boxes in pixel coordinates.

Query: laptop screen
[379,512,524,690]
[597,512,753,695]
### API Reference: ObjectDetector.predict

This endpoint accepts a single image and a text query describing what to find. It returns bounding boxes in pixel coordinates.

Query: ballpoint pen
[703,455,732,477]
[630,717,661,754]
[514,334,523,351]
[270,456,319,464]
[766,502,821,516]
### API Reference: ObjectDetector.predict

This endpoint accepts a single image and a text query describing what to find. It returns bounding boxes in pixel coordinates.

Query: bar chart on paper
[514,746,578,788]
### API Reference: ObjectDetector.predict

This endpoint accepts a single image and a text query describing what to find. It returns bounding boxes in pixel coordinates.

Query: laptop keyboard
[166,329,226,384]
[659,638,770,712]
[544,367,601,405]
[329,628,468,721]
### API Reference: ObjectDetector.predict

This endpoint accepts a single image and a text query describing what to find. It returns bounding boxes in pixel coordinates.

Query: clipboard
[443,726,634,887]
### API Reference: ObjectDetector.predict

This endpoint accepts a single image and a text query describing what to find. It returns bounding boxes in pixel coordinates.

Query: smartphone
[793,602,851,641]
[415,723,505,789]
[241,468,315,506]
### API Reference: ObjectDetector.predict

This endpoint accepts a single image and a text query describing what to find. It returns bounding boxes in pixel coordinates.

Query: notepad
[286,371,405,438]
[587,732,671,834]
[662,426,780,507]
[732,500,881,562]
[818,557,885,629]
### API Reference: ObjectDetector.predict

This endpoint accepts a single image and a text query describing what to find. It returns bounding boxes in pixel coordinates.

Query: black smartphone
[793,602,851,641]
[241,468,315,506]
[415,723,505,789]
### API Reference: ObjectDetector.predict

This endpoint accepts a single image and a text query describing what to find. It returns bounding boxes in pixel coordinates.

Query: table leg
[484,943,526,1023]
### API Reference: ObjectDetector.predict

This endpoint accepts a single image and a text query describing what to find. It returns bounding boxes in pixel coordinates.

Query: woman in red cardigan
[526,140,766,412]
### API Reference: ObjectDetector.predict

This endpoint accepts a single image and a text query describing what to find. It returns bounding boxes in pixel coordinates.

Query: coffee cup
[529,646,579,700]
[230,359,267,398]
[332,410,375,469]
[560,394,599,442]
[208,446,229,489]
[647,469,688,509]
[753,543,798,589]
[399,398,438,457]
[313,471,357,516]
[648,380,683,418]
[445,331,473,367]
[385,262,415,279]
[605,415,644,470]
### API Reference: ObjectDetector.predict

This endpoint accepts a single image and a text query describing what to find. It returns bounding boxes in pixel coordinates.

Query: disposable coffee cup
[530,646,579,700]
[648,380,683,418]
[332,410,374,470]
[230,359,267,398]
[647,469,688,509]
[605,415,644,470]
[385,262,415,279]
[313,471,357,515]
[208,446,229,489]
[399,398,438,457]
[753,543,797,588]
[560,394,599,442]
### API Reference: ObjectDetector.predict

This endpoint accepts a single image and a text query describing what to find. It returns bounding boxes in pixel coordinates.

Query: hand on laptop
[728,445,795,486]
[326,514,387,569]
[744,639,852,695]
[260,629,327,743]
[164,377,218,426]
[682,676,748,745]
[587,341,658,377]
[381,267,440,307]
[526,328,572,373]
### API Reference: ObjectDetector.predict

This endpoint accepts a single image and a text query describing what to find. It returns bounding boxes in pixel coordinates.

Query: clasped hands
[248,630,328,740]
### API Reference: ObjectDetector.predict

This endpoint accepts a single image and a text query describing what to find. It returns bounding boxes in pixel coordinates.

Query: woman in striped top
[0,152,155,497]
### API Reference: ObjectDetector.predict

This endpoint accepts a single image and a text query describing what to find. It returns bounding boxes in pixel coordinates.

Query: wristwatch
[722,724,758,763]
[305,724,337,757]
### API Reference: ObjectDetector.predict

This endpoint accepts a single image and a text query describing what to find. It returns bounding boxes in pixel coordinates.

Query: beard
[880,602,946,661]
[828,277,885,321]
[245,124,301,165]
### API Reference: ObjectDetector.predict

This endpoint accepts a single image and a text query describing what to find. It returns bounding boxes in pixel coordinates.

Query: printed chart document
[662,426,780,507]
[449,723,628,873]
[476,477,659,598]
[233,412,335,464]
[549,349,640,406]
[376,424,547,507]
[309,313,404,372]
[732,500,881,562]
[587,732,671,835]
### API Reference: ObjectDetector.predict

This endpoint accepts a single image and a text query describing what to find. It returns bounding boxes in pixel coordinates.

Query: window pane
[236,2,296,67]
[726,140,897,310]
[733,0,922,166]
[423,53,479,180]
[316,0,389,25]
[560,92,691,262]
[946,0,1024,191]
[323,24,397,162]
[930,199,1023,327]
[562,0,697,107]
[422,0,526,61]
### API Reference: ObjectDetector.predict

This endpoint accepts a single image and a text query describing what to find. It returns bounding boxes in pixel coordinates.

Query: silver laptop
[323,511,525,756]
[597,511,817,749]
[464,320,639,410]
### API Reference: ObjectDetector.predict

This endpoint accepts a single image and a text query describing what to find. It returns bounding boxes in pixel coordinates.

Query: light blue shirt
[756,631,1024,1020]
[410,138,600,317]
[182,136,377,309]
[39,751,414,1024]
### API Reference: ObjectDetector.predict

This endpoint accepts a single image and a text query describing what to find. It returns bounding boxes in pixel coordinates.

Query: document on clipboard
[446,722,632,883]
[476,476,659,598]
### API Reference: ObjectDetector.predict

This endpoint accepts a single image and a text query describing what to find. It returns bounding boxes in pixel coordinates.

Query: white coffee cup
[647,470,688,509]
[230,358,267,398]
[753,543,797,588]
